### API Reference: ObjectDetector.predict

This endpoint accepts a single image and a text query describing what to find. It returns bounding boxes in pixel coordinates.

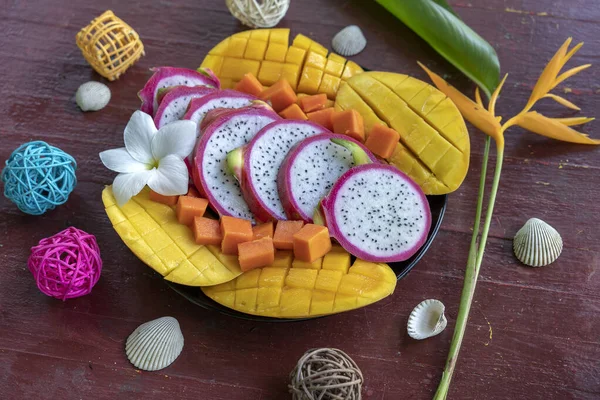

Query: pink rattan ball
[28,227,102,300]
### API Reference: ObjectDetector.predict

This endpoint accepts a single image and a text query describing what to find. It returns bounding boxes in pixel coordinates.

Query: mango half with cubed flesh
[102,186,243,286]
[202,247,397,318]
[200,29,363,98]
[334,72,470,195]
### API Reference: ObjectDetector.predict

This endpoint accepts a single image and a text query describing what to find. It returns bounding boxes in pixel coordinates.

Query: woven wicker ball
[289,348,364,400]
[225,0,290,28]
[28,227,102,301]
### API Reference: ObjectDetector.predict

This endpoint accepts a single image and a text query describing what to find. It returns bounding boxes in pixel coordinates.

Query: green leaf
[376,0,500,97]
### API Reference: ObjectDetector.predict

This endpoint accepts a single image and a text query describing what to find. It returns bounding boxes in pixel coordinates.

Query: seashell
[513,218,563,267]
[407,299,447,340]
[76,81,111,111]
[332,25,367,57]
[126,316,184,371]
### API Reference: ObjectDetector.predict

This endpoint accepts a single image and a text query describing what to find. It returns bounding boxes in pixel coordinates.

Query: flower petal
[147,155,189,195]
[112,170,154,206]
[489,73,508,117]
[99,148,149,173]
[554,117,595,127]
[151,120,198,160]
[552,64,591,89]
[516,112,600,145]
[543,93,581,110]
[124,111,157,164]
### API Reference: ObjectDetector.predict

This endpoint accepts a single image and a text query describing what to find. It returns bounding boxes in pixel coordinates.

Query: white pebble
[76,81,111,112]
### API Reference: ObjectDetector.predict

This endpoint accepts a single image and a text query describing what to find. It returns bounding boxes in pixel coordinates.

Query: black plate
[165,194,447,322]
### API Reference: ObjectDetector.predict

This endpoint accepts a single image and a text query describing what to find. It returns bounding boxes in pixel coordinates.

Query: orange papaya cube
[235,73,264,97]
[299,93,327,113]
[307,107,335,131]
[193,217,222,246]
[149,190,179,206]
[176,195,209,226]
[365,124,400,159]
[332,109,365,142]
[253,221,274,240]
[186,186,200,198]
[259,79,297,112]
[273,220,304,250]
[279,103,308,121]
[238,237,276,272]
[220,216,253,255]
[293,224,332,262]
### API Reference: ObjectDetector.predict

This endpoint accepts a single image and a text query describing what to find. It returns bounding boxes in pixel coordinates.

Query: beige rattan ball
[225,0,290,28]
[289,348,364,400]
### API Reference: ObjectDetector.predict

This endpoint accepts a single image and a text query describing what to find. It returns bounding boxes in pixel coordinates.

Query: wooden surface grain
[1,1,599,399]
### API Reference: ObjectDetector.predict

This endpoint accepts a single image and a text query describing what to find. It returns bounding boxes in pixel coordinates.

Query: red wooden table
[1,1,599,399]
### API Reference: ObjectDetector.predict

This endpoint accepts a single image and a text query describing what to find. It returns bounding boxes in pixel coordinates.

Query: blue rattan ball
[2,141,77,215]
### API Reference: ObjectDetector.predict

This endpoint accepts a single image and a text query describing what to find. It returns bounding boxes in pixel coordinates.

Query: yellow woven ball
[225,0,290,28]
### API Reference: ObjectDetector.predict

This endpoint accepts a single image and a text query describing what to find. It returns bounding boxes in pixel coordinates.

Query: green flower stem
[433,141,504,400]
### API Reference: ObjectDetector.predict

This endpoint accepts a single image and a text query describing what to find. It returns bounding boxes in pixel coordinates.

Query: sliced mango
[334,72,470,195]
[201,29,364,100]
[202,252,397,318]
[102,186,243,286]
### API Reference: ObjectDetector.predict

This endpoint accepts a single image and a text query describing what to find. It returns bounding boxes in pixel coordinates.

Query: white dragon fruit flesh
[183,90,256,134]
[153,86,216,128]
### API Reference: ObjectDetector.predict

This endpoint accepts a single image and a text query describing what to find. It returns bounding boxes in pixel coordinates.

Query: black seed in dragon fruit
[138,67,220,116]
[154,86,216,128]
[192,105,280,224]
[227,120,329,222]
[183,90,256,134]
[277,134,377,222]
[315,163,431,263]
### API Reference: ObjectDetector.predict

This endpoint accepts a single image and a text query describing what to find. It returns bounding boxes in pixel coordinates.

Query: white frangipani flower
[100,111,197,205]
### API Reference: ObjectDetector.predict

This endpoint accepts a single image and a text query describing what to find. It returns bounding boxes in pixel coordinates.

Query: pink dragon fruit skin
[138,67,220,116]
[153,86,216,128]
[277,134,378,222]
[318,163,432,263]
[192,105,280,223]
[230,120,329,222]
[183,90,256,128]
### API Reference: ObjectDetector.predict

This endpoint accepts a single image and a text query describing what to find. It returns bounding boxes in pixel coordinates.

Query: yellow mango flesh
[200,29,364,98]
[102,186,242,286]
[202,251,397,318]
[335,72,470,195]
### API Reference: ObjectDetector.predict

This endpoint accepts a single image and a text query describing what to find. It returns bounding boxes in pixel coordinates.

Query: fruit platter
[101,28,468,320]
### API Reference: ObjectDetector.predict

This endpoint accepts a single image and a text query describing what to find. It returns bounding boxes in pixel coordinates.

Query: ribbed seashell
[76,81,111,111]
[513,218,563,267]
[126,316,184,371]
[407,299,447,340]
[331,25,367,57]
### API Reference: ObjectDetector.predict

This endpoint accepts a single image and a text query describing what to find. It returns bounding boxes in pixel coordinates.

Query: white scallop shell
[76,81,111,111]
[332,25,367,57]
[126,316,184,371]
[513,218,563,267]
[407,299,447,340]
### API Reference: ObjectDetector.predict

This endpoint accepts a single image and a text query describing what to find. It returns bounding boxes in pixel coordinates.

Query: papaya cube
[258,61,283,86]
[332,109,365,142]
[365,124,400,159]
[186,186,200,198]
[318,74,341,99]
[305,51,327,70]
[307,107,335,131]
[176,195,209,226]
[285,46,307,65]
[270,250,293,268]
[269,28,289,45]
[220,216,253,255]
[238,237,275,272]
[253,221,274,240]
[324,58,345,77]
[273,220,304,250]
[281,63,301,90]
[259,79,297,112]
[149,190,179,206]
[193,217,222,246]
[265,42,288,62]
[293,224,332,262]
[235,73,264,97]
[299,93,327,113]
[279,103,308,121]
[244,39,268,61]
[297,66,324,94]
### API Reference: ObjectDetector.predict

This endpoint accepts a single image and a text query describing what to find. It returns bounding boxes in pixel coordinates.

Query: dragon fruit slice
[227,120,329,222]
[154,86,216,128]
[138,67,220,116]
[183,90,256,129]
[277,134,378,222]
[316,163,431,263]
[192,105,280,223]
